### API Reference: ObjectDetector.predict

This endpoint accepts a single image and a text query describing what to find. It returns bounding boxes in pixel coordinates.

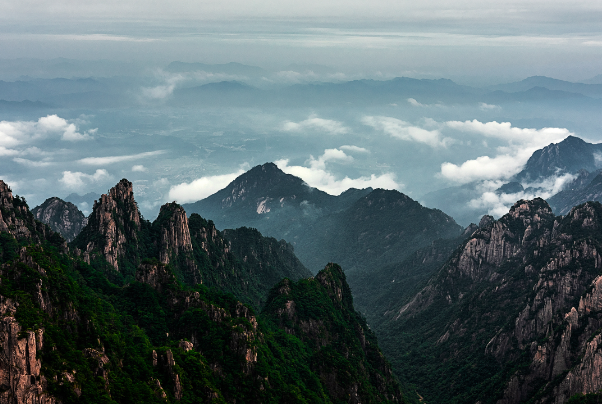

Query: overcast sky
[2,0,602,82]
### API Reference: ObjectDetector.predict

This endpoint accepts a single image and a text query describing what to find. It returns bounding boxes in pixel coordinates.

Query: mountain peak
[0,180,13,208]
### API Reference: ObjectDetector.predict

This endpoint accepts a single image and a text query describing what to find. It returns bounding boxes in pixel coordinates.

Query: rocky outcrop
[32,197,87,242]
[384,199,602,404]
[156,203,193,265]
[0,318,54,404]
[73,179,142,271]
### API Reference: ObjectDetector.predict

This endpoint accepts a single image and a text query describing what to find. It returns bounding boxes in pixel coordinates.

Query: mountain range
[0,178,406,403]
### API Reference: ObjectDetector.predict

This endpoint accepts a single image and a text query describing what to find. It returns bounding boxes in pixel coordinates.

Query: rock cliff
[376,198,602,404]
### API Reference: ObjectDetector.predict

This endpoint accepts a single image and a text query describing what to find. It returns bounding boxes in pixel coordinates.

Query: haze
[1,0,602,225]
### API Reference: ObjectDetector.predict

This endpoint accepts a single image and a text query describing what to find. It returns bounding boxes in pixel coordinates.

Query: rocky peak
[155,202,193,265]
[0,180,13,208]
[75,179,143,271]
[478,214,494,228]
[32,197,87,242]
[315,263,353,311]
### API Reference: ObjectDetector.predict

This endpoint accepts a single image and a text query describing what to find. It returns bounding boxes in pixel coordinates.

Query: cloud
[340,145,369,153]
[59,169,111,190]
[445,120,570,147]
[282,115,349,135]
[275,149,402,195]
[13,158,55,167]
[132,165,147,172]
[407,98,425,107]
[168,170,246,204]
[469,173,576,217]
[479,102,500,111]
[440,120,573,183]
[441,153,531,183]
[0,115,93,149]
[78,150,166,165]
[362,116,452,148]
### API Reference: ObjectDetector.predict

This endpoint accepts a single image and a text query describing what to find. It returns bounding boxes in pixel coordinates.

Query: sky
[1,0,602,226]
[2,0,602,82]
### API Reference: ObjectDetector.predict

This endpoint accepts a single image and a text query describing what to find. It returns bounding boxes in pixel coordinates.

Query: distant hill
[513,135,602,181]
[183,162,462,274]
[489,75,602,98]
[165,61,266,77]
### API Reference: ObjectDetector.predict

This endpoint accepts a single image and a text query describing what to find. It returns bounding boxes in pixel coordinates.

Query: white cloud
[340,145,369,153]
[78,150,166,165]
[275,149,402,195]
[407,98,425,107]
[282,115,349,135]
[0,115,93,149]
[362,116,452,148]
[440,120,573,183]
[59,169,111,190]
[13,158,55,167]
[479,102,500,111]
[132,165,147,172]
[168,170,246,204]
[445,120,570,147]
[469,173,577,218]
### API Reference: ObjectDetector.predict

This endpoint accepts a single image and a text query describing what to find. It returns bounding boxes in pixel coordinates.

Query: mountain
[0,178,405,403]
[165,61,266,77]
[65,192,101,214]
[370,198,602,403]
[549,170,602,215]
[183,163,462,274]
[514,135,602,181]
[32,197,88,242]
[421,136,602,226]
[263,263,404,403]
[489,76,602,98]
[71,179,311,308]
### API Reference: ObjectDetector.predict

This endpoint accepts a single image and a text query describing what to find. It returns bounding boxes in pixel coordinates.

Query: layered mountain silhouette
[183,162,462,274]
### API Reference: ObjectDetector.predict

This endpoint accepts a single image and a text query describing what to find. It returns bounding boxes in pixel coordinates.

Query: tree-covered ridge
[263,263,405,404]
[0,178,406,403]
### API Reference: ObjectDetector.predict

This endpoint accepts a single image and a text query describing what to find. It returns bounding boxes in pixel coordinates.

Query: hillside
[0,178,406,403]
[371,198,602,403]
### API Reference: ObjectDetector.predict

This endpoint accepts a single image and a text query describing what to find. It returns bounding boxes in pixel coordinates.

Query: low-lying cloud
[440,120,572,183]
[362,116,452,148]
[275,148,401,195]
[282,115,349,135]
[469,173,576,217]
[168,170,246,204]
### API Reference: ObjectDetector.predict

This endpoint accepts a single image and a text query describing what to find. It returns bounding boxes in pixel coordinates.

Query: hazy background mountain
[1,58,602,228]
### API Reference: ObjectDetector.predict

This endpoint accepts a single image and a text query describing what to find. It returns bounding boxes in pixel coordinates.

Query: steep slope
[72,179,311,307]
[0,181,406,404]
[374,198,602,404]
[549,171,602,215]
[263,263,405,403]
[32,197,88,242]
[310,189,462,274]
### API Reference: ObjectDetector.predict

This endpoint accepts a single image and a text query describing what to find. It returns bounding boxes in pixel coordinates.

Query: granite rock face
[32,197,87,242]
[75,179,141,271]
[386,198,602,403]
